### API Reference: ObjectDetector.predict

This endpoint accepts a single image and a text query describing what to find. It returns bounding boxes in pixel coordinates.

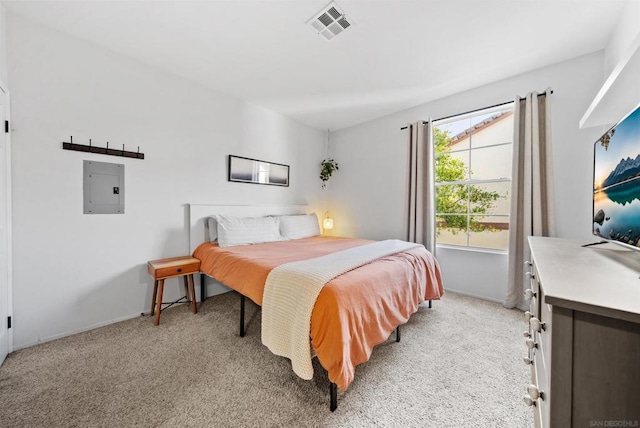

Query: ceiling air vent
[307,2,353,41]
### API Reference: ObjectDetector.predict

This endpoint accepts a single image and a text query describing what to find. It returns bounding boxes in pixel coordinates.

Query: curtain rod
[399,90,553,130]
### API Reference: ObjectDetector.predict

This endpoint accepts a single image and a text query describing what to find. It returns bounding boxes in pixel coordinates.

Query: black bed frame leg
[395,325,401,342]
[330,382,337,412]
[429,299,432,309]
[200,273,206,307]
[240,294,246,337]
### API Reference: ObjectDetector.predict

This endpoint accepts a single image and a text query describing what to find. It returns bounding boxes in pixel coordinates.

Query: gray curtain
[505,91,556,309]
[407,121,436,254]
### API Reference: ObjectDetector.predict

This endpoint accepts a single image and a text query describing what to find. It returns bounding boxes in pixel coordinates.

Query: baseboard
[13,312,145,351]
[204,282,231,299]
[14,284,236,352]
[444,287,505,304]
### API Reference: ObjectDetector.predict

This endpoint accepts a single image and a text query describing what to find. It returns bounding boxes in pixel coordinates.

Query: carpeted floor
[0,291,532,427]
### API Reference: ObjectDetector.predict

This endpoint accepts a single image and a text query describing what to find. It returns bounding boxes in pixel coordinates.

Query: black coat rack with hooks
[62,136,145,160]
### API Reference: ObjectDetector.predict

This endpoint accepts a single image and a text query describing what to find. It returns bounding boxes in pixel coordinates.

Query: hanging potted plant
[320,158,339,189]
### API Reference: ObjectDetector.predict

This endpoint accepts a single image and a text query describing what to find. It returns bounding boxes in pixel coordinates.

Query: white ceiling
[3,0,629,131]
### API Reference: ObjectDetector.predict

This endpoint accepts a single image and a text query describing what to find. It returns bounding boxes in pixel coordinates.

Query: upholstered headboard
[188,203,309,253]
[187,203,309,299]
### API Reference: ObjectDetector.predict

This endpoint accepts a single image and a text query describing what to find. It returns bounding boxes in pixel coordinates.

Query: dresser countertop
[529,236,640,324]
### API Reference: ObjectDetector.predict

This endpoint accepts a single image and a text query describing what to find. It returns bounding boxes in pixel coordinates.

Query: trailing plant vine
[320,158,339,189]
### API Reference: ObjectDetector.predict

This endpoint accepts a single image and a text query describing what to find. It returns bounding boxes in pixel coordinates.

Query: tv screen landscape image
[593,104,640,246]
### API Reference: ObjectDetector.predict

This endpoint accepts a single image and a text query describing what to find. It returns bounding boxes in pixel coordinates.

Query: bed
[188,204,444,411]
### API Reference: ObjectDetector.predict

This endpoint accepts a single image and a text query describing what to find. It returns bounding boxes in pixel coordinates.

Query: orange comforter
[193,236,443,390]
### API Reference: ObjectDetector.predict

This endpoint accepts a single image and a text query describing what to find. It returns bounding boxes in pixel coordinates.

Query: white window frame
[433,102,514,251]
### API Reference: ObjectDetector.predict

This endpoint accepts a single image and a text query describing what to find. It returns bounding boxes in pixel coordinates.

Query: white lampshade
[323,218,334,230]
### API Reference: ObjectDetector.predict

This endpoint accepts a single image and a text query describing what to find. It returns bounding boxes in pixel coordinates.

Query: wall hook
[62,137,145,160]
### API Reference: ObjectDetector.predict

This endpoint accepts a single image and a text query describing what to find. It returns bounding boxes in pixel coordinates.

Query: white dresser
[525,237,640,427]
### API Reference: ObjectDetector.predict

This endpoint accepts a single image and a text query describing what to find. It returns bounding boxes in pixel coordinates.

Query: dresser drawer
[531,361,542,428]
[148,256,200,280]
[532,348,550,428]
[537,286,552,370]
[533,349,551,427]
[526,262,540,318]
[532,267,542,315]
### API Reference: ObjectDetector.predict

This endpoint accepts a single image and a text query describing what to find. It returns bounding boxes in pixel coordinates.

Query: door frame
[0,77,12,361]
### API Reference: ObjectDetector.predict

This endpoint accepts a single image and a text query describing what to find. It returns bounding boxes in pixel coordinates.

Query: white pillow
[216,215,282,248]
[278,213,321,240]
[206,216,218,242]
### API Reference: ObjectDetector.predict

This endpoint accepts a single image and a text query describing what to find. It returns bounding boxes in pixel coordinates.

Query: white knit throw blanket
[261,239,422,380]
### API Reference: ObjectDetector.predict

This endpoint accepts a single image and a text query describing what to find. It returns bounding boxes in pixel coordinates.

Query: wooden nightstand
[147,256,200,326]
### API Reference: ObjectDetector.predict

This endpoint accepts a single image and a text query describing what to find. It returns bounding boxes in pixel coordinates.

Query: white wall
[603,0,640,76]
[580,0,640,130]
[7,13,325,349]
[0,5,7,85]
[327,52,607,301]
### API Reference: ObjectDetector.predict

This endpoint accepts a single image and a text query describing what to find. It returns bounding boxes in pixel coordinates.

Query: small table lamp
[323,212,334,231]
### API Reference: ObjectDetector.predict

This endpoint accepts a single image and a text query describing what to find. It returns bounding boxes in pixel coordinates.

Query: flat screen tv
[593,103,640,247]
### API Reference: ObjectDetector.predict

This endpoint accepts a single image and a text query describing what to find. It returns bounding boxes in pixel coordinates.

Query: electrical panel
[83,160,124,214]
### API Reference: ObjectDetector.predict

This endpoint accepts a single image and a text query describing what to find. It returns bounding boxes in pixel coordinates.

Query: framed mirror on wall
[228,155,290,187]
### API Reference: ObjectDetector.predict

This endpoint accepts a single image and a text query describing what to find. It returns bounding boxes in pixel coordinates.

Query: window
[433,103,514,250]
